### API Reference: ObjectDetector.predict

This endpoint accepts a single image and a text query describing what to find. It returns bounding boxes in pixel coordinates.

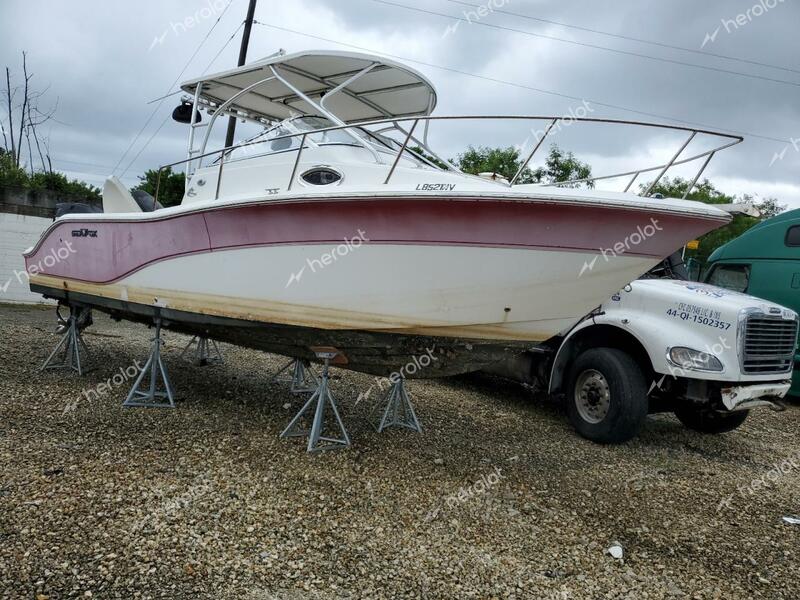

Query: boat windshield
[222,116,430,166]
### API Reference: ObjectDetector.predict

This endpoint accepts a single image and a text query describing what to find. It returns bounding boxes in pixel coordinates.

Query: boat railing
[152,115,742,206]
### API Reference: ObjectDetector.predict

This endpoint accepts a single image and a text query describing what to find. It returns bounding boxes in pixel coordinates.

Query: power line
[203,21,245,74]
[118,116,173,178]
[253,20,791,146]
[119,17,246,178]
[113,0,236,176]
[144,22,245,105]
[52,158,117,170]
[442,0,800,76]
[369,0,800,89]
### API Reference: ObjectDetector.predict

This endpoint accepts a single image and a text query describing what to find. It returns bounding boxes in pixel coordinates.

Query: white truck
[490,276,797,443]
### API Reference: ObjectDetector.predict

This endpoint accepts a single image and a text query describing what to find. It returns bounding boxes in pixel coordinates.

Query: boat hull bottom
[32,284,536,378]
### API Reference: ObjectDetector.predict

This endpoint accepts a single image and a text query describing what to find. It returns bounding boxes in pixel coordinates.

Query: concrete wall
[0,212,55,303]
[0,186,102,304]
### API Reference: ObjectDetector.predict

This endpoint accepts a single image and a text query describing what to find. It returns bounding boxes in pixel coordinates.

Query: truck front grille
[742,315,798,374]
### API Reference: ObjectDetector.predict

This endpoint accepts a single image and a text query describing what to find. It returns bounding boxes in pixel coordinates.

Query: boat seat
[102,176,142,214]
[131,189,164,212]
[54,202,103,219]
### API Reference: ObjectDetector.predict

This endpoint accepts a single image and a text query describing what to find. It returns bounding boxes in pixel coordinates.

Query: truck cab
[703,208,800,398]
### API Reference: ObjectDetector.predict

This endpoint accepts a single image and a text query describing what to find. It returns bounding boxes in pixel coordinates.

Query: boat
[24,50,738,378]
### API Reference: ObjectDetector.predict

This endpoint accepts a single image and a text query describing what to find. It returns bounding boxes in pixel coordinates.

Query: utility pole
[224,0,258,148]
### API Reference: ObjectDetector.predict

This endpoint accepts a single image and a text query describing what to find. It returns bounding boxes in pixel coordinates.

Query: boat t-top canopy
[180,49,438,124]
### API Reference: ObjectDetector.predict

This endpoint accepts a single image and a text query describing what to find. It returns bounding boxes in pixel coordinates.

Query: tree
[645,176,786,264]
[2,52,57,174]
[0,147,101,202]
[409,145,448,169]
[132,167,186,208]
[531,145,593,188]
[454,144,593,186]
[455,145,535,182]
[1,54,99,203]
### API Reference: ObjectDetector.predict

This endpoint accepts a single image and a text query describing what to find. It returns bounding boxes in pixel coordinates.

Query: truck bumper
[720,381,791,411]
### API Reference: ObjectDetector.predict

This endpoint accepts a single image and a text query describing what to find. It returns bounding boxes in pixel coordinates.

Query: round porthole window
[301,167,342,185]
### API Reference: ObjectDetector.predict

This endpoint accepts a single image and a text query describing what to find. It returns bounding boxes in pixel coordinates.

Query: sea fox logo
[71,228,97,238]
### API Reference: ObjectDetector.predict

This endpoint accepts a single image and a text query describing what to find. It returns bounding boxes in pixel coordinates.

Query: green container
[704,209,800,397]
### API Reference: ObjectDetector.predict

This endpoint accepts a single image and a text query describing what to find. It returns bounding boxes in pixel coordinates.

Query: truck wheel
[673,405,749,434]
[566,348,648,444]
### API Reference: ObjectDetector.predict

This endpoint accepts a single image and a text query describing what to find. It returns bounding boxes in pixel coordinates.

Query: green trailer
[704,208,800,397]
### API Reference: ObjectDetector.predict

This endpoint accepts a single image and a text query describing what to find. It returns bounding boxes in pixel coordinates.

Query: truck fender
[548,316,656,396]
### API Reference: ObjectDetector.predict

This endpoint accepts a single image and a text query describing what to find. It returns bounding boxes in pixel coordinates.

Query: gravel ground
[0,303,798,599]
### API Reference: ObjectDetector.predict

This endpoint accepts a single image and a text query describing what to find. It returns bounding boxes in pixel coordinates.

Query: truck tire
[673,405,749,434]
[566,348,649,444]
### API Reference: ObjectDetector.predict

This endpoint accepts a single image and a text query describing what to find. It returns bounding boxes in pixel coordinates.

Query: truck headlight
[668,347,724,372]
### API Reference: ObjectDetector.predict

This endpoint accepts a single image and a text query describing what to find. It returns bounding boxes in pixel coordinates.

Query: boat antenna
[224,0,259,149]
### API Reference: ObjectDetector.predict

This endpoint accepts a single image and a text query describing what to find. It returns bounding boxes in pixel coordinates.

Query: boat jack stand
[371,377,422,433]
[123,317,175,408]
[41,306,91,375]
[180,335,223,366]
[280,352,350,452]
[273,358,318,394]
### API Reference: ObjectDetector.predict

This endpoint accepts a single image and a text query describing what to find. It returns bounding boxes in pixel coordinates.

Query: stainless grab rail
[152,115,744,204]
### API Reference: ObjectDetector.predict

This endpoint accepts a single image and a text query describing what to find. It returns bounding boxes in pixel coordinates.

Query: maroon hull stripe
[25,196,724,284]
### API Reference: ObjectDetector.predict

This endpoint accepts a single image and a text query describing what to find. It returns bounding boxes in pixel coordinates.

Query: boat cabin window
[707,264,750,293]
[785,225,800,247]
[301,167,342,185]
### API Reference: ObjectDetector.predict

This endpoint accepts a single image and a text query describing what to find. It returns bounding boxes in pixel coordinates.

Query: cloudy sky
[2,0,799,207]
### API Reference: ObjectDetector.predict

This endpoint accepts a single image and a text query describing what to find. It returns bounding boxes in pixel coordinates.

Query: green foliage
[454,144,593,186]
[0,149,28,188]
[645,177,786,264]
[132,167,186,208]
[531,145,593,188]
[455,145,535,182]
[0,148,101,201]
[409,146,448,169]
